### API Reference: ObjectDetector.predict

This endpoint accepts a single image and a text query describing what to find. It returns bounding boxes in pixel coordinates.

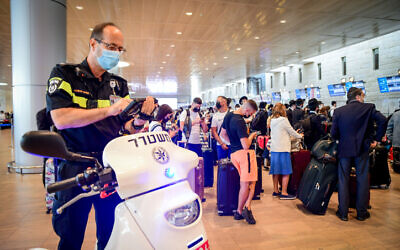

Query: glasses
[95,39,126,53]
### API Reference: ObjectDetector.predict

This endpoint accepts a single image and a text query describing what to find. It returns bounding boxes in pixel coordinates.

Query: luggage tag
[109,95,121,105]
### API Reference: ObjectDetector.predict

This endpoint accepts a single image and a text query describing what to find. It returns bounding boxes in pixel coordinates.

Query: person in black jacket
[304,98,326,150]
[287,100,296,126]
[331,87,386,221]
[292,98,305,127]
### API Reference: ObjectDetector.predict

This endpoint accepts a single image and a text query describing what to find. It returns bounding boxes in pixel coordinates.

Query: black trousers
[337,151,369,216]
[52,160,122,250]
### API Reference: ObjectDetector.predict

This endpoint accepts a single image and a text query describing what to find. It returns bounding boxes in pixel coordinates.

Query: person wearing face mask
[220,100,259,224]
[46,22,156,250]
[149,104,178,138]
[211,96,231,159]
[179,97,208,156]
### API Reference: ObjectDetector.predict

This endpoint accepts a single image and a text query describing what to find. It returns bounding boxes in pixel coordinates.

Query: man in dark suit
[304,98,326,150]
[292,98,305,127]
[287,100,296,126]
[331,87,386,221]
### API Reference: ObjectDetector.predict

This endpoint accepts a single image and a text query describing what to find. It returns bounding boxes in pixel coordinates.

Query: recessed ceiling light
[158,71,161,74]
[254,36,260,39]
[160,66,164,69]
[295,51,300,54]
[166,54,170,57]
[260,65,263,67]
[76,6,84,10]
[213,62,217,65]
[280,20,286,24]
[185,12,193,16]
[321,41,326,45]
[176,32,182,35]
[170,44,175,48]
[0,82,8,86]
[236,48,241,51]
[162,61,166,64]
[89,28,93,31]
[205,68,209,70]
[7,64,11,67]
[117,61,130,68]
[223,56,228,59]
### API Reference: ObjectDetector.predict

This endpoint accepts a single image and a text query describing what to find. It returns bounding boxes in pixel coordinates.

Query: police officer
[46,22,155,250]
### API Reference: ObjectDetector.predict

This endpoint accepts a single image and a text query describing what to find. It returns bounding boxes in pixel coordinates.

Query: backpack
[250,110,268,134]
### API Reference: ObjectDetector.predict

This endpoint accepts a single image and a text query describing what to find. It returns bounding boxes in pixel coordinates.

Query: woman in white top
[149,104,178,138]
[270,103,303,200]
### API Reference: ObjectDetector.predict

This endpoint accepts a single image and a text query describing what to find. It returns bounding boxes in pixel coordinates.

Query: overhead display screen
[378,76,400,93]
[328,84,346,96]
[295,89,306,99]
[272,92,281,102]
[307,87,321,98]
[345,81,365,92]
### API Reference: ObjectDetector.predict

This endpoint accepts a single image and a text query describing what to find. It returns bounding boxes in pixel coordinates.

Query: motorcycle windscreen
[103,131,199,199]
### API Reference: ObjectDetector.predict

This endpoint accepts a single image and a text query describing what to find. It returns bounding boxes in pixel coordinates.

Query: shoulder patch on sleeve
[48,77,62,95]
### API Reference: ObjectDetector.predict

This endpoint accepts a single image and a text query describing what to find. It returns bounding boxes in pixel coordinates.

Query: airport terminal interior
[1,0,400,249]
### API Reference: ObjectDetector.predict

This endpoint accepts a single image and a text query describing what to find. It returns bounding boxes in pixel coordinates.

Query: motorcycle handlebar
[47,176,78,194]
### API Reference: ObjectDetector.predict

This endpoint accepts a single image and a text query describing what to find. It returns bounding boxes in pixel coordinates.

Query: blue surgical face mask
[96,48,120,70]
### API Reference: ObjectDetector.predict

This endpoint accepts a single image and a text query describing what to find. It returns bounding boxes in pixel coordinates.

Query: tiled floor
[0,128,399,249]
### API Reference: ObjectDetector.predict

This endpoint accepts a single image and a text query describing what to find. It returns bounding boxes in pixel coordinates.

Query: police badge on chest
[109,79,121,105]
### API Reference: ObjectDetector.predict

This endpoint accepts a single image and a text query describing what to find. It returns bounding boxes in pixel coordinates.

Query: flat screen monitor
[272,92,281,102]
[327,84,346,96]
[345,81,365,93]
[378,76,400,93]
[295,89,306,99]
[307,87,321,98]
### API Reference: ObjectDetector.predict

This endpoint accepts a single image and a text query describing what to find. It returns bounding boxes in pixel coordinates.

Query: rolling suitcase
[369,145,391,188]
[217,158,240,215]
[253,156,263,200]
[288,150,311,195]
[202,148,214,187]
[298,158,338,215]
[188,157,206,202]
[349,169,371,209]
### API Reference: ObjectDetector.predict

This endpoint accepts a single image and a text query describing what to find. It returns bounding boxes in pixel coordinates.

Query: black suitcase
[298,158,338,215]
[217,159,240,216]
[369,145,391,188]
[203,148,214,187]
[253,156,263,200]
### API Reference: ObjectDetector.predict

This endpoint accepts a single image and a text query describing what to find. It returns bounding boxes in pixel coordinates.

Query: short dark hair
[347,87,363,101]
[308,98,318,111]
[193,97,202,105]
[259,102,267,109]
[331,101,336,106]
[289,100,296,107]
[239,96,248,105]
[247,99,258,111]
[156,104,173,121]
[296,98,303,106]
[90,22,119,41]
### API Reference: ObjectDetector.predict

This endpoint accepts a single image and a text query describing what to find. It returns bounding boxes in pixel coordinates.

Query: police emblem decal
[152,147,169,164]
[48,79,61,94]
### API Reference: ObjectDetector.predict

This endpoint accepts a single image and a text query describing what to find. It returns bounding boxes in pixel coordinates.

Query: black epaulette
[56,63,91,78]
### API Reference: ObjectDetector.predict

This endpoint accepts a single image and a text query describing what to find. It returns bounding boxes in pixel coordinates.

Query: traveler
[304,98,326,150]
[211,96,231,159]
[386,109,400,172]
[331,87,386,221]
[269,103,303,200]
[220,100,259,224]
[46,22,156,250]
[287,100,296,126]
[239,96,248,105]
[179,97,208,156]
[0,110,5,121]
[330,101,337,117]
[149,104,178,137]
[292,98,305,127]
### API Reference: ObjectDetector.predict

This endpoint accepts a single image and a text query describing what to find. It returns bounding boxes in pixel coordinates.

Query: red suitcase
[288,150,311,195]
[188,157,206,202]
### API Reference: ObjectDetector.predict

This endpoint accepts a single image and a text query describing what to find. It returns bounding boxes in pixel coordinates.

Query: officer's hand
[140,96,156,115]
[107,98,132,117]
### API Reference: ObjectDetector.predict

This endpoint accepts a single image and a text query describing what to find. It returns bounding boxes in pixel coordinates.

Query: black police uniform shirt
[46,58,129,153]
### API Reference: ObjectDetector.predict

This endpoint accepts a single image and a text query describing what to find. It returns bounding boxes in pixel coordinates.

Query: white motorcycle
[21,130,209,250]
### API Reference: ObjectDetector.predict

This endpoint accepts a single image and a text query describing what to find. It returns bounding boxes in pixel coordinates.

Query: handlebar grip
[47,176,78,194]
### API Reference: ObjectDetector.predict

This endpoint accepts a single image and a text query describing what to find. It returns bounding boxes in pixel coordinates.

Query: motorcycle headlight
[165,199,200,227]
